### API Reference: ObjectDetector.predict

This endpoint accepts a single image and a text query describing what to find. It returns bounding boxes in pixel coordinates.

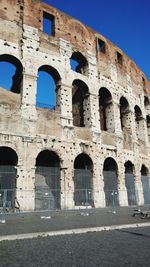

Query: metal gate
[125,174,137,205]
[0,165,16,211]
[74,169,93,206]
[35,167,60,210]
[141,175,150,204]
[103,171,119,207]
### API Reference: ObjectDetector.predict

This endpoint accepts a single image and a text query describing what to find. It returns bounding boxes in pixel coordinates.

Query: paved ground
[0,226,150,267]
[0,205,150,236]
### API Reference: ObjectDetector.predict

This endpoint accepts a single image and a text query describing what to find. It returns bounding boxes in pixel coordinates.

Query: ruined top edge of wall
[0,0,149,88]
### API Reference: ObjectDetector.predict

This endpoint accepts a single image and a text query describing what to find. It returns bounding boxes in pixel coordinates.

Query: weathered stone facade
[0,0,150,211]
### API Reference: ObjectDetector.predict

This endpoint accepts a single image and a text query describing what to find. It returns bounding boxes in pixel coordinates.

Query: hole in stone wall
[116,51,123,65]
[99,87,113,132]
[72,79,89,127]
[36,65,61,110]
[97,38,106,54]
[43,12,55,36]
[0,54,23,94]
[70,52,88,76]
[120,96,130,131]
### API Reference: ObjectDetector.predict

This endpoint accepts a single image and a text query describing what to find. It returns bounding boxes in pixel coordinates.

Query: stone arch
[146,115,150,143]
[141,165,150,204]
[72,79,90,127]
[36,65,61,109]
[103,157,119,207]
[74,153,94,206]
[68,19,90,42]
[134,105,144,141]
[70,51,88,75]
[0,54,23,94]
[35,150,61,210]
[119,96,131,133]
[0,146,18,210]
[124,161,137,205]
[99,87,114,132]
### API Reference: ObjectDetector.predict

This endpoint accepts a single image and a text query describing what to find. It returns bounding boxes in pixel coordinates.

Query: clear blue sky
[43,0,150,80]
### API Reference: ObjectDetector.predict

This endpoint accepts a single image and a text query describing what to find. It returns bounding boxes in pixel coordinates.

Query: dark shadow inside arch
[35,150,61,210]
[125,161,137,206]
[0,147,18,211]
[103,157,119,207]
[120,96,130,132]
[141,165,150,204]
[99,87,113,132]
[36,65,61,110]
[0,54,23,94]
[72,79,89,127]
[74,153,94,206]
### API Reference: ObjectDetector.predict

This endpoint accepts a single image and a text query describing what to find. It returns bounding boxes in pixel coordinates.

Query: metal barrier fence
[0,188,150,213]
[0,189,16,212]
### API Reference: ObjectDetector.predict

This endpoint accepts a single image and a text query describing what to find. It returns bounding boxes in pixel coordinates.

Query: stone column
[15,165,35,211]
[113,101,122,135]
[21,72,37,122]
[134,167,144,205]
[60,160,74,209]
[117,166,128,206]
[93,166,105,208]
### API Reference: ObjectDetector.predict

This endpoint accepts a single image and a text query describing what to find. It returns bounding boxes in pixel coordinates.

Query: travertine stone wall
[0,0,150,210]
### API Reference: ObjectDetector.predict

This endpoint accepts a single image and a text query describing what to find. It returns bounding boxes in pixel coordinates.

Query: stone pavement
[0,205,150,240]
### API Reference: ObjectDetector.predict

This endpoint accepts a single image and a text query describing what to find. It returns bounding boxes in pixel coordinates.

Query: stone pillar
[60,160,74,209]
[113,101,122,135]
[134,167,144,205]
[89,93,101,133]
[93,159,105,208]
[15,165,35,211]
[21,72,37,122]
[129,110,137,141]
[59,82,73,128]
[117,166,128,206]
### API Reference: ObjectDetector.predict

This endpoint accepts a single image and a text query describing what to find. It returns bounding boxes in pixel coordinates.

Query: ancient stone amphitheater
[0,0,150,211]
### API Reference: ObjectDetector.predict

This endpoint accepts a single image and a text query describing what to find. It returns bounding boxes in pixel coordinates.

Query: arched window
[141,165,150,204]
[120,97,131,133]
[103,157,119,207]
[74,153,94,206]
[134,105,144,141]
[70,52,88,75]
[35,150,61,210]
[0,54,23,94]
[146,115,150,142]
[72,79,90,127]
[36,65,61,109]
[99,88,114,132]
[124,161,137,206]
[0,147,18,210]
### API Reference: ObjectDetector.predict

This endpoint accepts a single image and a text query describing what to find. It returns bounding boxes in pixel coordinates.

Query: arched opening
[35,150,61,210]
[70,52,88,75]
[120,97,131,133]
[74,153,94,206]
[36,65,61,109]
[103,157,119,207]
[134,105,144,141]
[0,147,18,210]
[144,96,149,108]
[72,79,90,127]
[146,115,150,143]
[99,88,114,132]
[124,161,137,205]
[141,165,150,204]
[0,54,23,94]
